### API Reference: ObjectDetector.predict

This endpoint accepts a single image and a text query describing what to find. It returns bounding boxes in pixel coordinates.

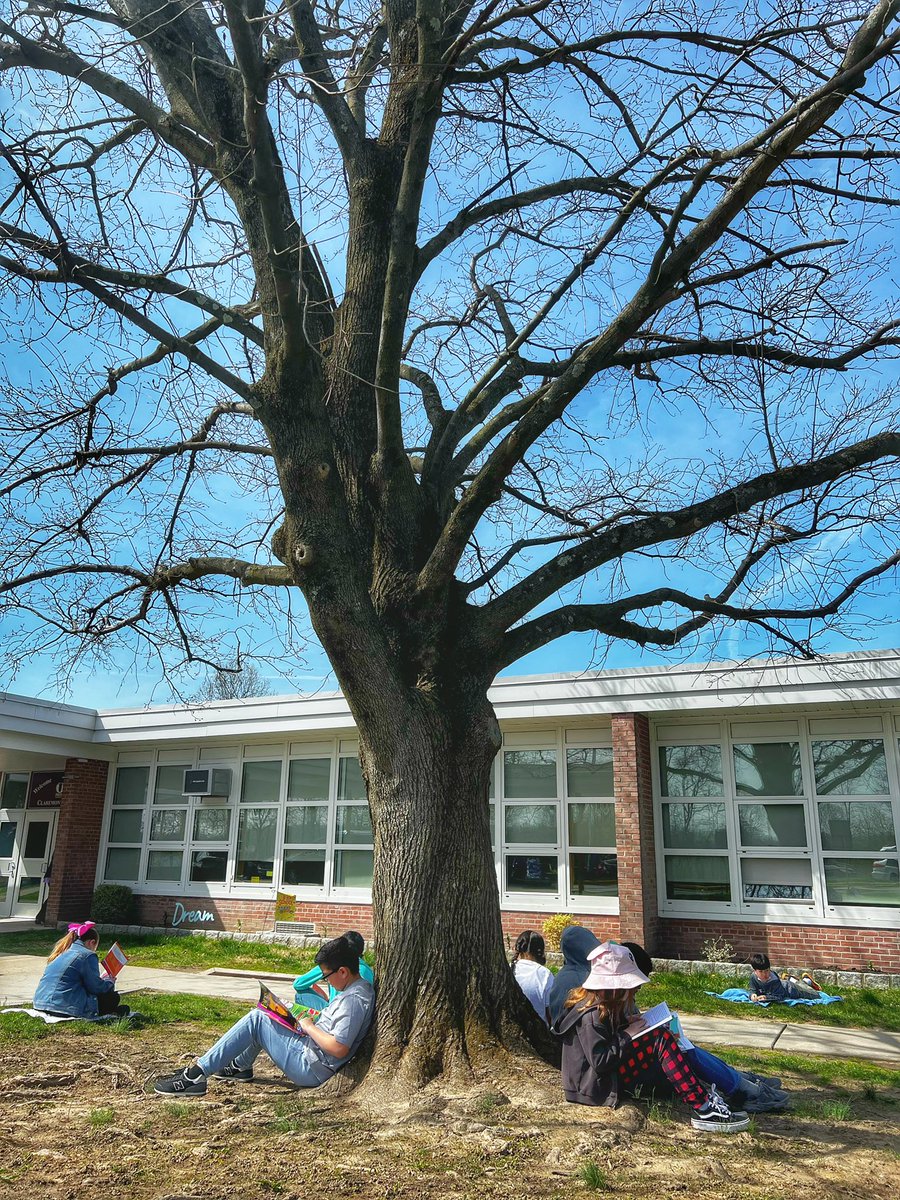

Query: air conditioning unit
[183,768,232,800]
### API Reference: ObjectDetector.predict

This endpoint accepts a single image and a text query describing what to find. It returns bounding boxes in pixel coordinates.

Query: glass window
[738,804,807,848]
[241,760,282,804]
[812,740,889,795]
[283,848,326,886]
[285,805,328,844]
[568,802,615,846]
[108,809,143,843]
[570,852,617,897]
[504,804,557,844]
[150,809,186,842]
[338,757,366,802]
[153,765,190,805]
[733,742,802,796]
[658,745,723,797]
[0,820,15,857]
[741,857,812,901]
[113,766,148,806]
[335,805,372,844]
[818,801,896,852]
[504,750,557,798]
[489,802,496,848]
[661,803,727,849]
[505,854,559,892]
[105,847,140,880]
[23,821,50,858]
[566,748,614,797]
[190,849,228,883]
[235,808,277,882]
[193,807,231,842]
[824,856,899,907]
[1,773,28,809]
[146,850,183,882]
[333,849,373,888]
[664,854,730,902]
[287,758,331,802]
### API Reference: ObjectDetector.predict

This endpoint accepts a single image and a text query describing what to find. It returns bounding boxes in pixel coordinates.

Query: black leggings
[97,990,124,1015]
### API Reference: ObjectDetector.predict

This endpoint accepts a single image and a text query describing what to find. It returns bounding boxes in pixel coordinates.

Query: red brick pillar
[44,757,110,925]
[612,713,659,954]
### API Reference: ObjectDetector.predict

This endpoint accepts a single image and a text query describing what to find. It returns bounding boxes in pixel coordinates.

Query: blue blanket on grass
[706,987,843,1007]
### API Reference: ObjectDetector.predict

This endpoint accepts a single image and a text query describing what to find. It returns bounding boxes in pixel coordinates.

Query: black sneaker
[690,1086,751,1133]
[154,1067,207,1096]
[211,1060,254,1082]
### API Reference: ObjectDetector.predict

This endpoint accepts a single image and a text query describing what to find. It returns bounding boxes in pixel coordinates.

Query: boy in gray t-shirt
[154,936,375,1095]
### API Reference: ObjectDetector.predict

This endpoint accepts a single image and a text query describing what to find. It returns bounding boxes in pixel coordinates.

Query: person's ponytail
[47,930,76,962]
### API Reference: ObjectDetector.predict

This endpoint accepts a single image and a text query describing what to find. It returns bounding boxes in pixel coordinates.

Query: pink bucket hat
[582,942,651,991]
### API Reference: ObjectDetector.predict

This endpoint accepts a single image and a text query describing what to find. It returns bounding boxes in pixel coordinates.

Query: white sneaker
[690,1085,751,1133]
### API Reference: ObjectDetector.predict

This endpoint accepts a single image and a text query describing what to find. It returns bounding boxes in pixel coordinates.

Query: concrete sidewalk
[2,952,899,1064]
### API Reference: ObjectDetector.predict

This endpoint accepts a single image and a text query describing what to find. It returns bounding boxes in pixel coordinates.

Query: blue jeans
[197,1009,327,1087]
[686,1046,742,1098]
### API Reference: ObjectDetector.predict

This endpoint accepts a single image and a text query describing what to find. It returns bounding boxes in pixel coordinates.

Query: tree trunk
[351,684,556,1096]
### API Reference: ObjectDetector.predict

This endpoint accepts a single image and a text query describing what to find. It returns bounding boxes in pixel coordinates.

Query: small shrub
[700,935,735,964]
[90,884,136,925]
[579,1161,609,1191]
[542,913,581,952]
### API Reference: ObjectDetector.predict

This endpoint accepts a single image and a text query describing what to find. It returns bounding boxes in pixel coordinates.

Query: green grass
[0,928,323,974]
[714,1045,900,1089]
[88,1106,116,1128]
[0,989,249,1046]
[638,970,900,1032]
[579,1161,610,1191]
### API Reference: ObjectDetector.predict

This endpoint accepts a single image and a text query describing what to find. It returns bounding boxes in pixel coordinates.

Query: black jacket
[552,1001,633,1107]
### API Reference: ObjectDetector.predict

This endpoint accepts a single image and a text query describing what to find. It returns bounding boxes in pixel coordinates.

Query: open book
[624,1001,672,1040]
[100,941,128,980]
[257,982,302,1033]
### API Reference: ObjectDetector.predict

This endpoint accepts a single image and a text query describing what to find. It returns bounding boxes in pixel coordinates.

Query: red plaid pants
[617,1028,708,1109]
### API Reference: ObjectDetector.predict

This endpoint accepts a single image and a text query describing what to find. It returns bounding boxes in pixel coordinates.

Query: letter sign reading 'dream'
[171,901,221,929]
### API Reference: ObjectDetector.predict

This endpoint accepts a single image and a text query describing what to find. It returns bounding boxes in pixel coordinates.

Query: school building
[1,649,899,971]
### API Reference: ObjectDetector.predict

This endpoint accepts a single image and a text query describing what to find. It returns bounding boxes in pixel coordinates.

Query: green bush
[90,883,136,925]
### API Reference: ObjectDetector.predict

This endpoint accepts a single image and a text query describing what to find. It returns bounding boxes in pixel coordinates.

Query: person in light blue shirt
[293,929,374,1010]
[154,936,374,1096]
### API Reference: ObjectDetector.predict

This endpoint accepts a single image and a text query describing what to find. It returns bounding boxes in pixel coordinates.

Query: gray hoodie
[548,925,600,1022]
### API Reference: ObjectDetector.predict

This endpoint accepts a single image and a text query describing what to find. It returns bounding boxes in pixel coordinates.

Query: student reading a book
[154,935,374,1096]
[33,922,129,1020]
[552,942,749,1133]
[621,942,788,1114]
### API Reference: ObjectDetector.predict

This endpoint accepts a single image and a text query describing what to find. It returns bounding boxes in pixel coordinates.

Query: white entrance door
[0,817,20,918]
[11,812,56,918]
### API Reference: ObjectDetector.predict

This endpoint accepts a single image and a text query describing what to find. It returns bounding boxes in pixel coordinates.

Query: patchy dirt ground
[1,1022,899,1200]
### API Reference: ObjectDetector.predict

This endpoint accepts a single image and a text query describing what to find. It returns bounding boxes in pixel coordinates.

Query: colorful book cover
[101,942,128,979]
[257,982,300,1032]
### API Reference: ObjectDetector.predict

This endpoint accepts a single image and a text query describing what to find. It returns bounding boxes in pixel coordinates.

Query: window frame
[653,716,900,926]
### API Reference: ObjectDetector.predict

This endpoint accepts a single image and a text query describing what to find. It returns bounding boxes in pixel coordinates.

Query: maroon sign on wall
[27,772,64,809]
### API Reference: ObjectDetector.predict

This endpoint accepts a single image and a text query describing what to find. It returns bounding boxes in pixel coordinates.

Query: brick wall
[660,917,900,973]
[45,758,109,925]
[612,712,659,953]
[130,894,622,945]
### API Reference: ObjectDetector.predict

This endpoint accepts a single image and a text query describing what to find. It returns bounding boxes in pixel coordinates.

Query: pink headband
[68,921,96,938]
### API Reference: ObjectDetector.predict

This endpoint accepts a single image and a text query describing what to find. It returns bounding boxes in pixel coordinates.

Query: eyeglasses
[319,967,340,982]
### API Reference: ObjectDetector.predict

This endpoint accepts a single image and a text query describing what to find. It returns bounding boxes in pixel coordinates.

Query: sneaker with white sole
[153,1066,207,1096]
[211,1060,254,1082]
[690,1085,751,1133]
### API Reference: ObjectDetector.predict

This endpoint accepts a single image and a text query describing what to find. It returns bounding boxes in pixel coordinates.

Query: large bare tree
[2,0,900,1091]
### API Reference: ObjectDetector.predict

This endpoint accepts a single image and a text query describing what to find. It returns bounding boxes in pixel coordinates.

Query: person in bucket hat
[552,942,749,1132]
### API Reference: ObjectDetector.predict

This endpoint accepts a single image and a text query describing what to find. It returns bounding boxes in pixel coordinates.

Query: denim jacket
[33,942,115,1018]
